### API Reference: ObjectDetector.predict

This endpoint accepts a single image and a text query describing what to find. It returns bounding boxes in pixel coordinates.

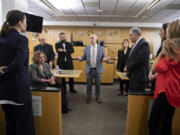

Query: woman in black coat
[117,39,131,96]
[0,10,34,135]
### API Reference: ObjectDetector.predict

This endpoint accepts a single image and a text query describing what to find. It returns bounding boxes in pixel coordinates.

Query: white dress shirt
[62,43,67,62]
[0,100,24,105]
[90,44,97,68]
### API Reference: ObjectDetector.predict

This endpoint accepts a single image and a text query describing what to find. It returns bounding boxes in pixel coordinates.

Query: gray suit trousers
[86,68,102,99]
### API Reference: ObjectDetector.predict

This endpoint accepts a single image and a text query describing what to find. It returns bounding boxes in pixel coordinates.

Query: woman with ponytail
[0,10,35,135]
[148,20,180,135]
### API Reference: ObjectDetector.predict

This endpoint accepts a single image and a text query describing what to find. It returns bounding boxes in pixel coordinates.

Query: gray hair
[59,32,65,36]
[130,27,142,36]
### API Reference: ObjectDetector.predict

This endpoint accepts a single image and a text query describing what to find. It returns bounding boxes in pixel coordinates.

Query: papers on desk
[121,72,128,77]
[116,72,129,80]
[32,96,42,117]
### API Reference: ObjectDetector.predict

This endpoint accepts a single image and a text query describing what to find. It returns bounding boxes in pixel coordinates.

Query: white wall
[43,21,162,28]
[15,0,28,12]
[0,0,2,28]
[153,30,161,55]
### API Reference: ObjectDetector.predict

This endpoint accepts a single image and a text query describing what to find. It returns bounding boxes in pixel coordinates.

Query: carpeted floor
[62,82,128,135]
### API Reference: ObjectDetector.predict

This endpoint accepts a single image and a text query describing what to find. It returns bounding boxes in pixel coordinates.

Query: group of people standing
[0,9,180,135]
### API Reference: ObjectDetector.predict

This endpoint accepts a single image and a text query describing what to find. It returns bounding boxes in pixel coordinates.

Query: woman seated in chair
[30,50,71,113]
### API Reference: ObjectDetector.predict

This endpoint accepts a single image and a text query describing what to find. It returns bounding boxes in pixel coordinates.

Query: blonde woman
[148,20,180,135]
[30,51,70,113]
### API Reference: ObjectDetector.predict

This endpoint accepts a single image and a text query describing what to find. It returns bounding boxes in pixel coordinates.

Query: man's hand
[76,56,81,60]
[0,66,7,74]
[58,48,65,52]
[103,56,110,62]
[124,66,127,72]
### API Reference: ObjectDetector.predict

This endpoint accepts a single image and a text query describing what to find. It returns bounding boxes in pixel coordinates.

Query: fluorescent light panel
[135,0,161,18]
[47,0,81,10]
[40,0,64,16]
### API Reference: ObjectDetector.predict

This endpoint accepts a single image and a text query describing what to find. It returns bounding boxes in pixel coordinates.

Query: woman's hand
[47,79,55,85]
[148,70,157,80]
[0,66,7,74]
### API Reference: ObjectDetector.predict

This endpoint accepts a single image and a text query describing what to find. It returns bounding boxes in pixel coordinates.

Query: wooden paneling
[28,26,156,64]
[73,60,114,83]
[28,26,157,81]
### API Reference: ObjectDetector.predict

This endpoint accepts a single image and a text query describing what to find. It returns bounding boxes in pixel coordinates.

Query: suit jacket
[55,41,74,69]
[80,45,105,74]
[34,44,55,64]
[117,48,131,72]
[0,29,31,103]
[29,63,53,88]
[126,38,150,82]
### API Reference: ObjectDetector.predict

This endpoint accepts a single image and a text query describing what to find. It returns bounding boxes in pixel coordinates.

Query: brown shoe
[86,98,91,104]
[96,98,102,104]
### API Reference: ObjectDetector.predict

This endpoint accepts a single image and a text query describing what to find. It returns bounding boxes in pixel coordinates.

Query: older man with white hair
[124,27,150,92]
[77,34,110,104]
[34,36,55,68]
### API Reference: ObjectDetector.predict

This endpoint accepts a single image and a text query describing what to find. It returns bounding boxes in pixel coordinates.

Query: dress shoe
[96,98,102,104]
[70,89,78,93]
[117,91,123,96]
[62,110,68,114]
[67,108,72,111]
[123,91,128,96]
[86,98,91,104]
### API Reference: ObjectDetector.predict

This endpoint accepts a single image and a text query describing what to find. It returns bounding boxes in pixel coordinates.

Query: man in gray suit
[77,34,110,104]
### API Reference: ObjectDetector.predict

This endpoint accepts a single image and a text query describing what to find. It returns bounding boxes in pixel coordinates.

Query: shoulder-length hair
[32,50,47,64]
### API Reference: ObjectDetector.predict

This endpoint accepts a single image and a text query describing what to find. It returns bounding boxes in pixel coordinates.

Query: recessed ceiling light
[97,9,103,13]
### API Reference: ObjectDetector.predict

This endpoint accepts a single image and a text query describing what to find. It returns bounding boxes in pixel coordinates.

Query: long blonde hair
[162,19,180,62]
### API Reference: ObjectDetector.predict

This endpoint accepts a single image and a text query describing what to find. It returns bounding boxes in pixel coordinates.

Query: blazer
[34,43,55,64]
[55,41,74,69]
[117,48,131,72]
[0,29,31,103]
[29,63,53,87]
[80,45,105,74]
[126,38,150,82]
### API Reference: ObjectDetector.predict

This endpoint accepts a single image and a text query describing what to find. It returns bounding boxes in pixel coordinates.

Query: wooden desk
[126,93,180,135]
[0,89,62,135]
[73,60,114,83]
[116,71,129,80]
[52,70,82,78]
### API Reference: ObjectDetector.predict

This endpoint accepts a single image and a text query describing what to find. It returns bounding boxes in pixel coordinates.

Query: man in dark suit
[124,27,150,92]
[34,36,55,68]
[55,32,77,93]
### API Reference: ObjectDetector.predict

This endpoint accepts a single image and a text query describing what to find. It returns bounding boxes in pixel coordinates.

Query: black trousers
[2,102,35,135]
[60,63,74,92]
[49,82,68,110]
[149,93,175,135]
[119,79,129,93]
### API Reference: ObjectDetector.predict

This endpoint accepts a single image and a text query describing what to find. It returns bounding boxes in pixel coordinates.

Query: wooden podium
[0,88,62,135]
[126,91,180,135]
[116,71,180,135]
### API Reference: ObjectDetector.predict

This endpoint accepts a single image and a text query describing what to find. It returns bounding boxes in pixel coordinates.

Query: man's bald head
[90,34,98,45]
[38,36,46,45]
